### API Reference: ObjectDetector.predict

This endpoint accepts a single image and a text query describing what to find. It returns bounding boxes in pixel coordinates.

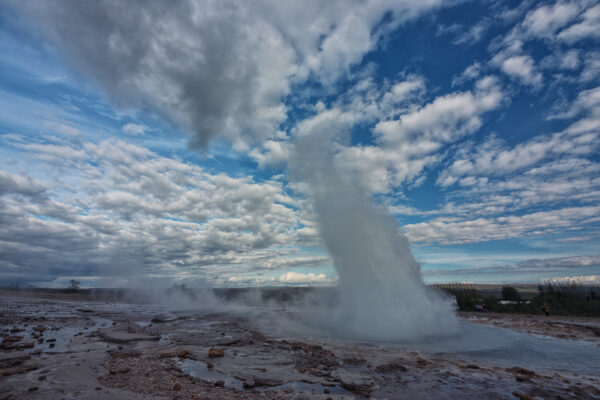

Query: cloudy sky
[0,0,599,288]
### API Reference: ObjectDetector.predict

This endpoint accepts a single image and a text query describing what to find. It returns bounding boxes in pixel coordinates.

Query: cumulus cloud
[498,55,543,87]
[333,76,503,192]
[9,0,451,151]
[0,137,314,285]
[404,206,600,245]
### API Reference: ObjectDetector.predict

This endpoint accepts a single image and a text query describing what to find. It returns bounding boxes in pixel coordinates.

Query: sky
[0,0,599,288]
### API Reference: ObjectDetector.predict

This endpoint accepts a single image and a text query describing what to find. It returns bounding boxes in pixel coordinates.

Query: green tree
[501,285,520,301]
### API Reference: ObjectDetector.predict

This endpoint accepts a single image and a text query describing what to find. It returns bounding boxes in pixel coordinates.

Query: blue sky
[0,0,599,287]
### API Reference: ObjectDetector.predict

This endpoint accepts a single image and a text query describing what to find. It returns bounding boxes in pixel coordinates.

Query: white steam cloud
[291,128,459,341]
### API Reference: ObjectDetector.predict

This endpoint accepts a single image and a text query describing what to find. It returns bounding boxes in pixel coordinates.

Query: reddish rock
[208,348,224,358]
[177,350,189,358]
[173,383,182,391]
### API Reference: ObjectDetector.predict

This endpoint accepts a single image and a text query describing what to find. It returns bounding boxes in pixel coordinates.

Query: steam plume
[291,130,459,340]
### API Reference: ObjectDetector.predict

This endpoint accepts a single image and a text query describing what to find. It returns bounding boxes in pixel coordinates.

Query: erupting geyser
[292,130,459,341]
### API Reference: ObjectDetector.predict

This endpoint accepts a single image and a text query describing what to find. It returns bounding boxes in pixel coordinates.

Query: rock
[507,367,536,376]
[512,392,535,400]
[173,383,182,391]
[214,380,225,387]
[177,350,189,358]
[342,357,366,365]
[108,350,141,359]
[375,362,408,373]
[28,387,38,392]
[243,379,255,389]
[109,366,130,374]
[331,370,374,397]
[208,348,224,358]
[97,323,160,343]
[1,336,23,343]
[33,326,45,333]
[466,364,480,369]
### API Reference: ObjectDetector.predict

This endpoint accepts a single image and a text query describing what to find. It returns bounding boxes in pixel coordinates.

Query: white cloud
[44,120,81,136]
[557,4,600,43]
[122,123,148,136]
[581,51,600,82]
[404,206,600,245]
[0,137,314,284]
[334,76,503,192]
[248,139,291,169]
[522,1,580,38]
[278,271,336,284]
[542,275,600,285]
[499,55,543,87]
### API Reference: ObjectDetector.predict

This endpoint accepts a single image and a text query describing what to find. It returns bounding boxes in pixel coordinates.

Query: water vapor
[291,130,459,341]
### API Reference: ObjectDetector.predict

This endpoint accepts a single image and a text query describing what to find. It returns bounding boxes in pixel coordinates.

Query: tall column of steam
[292,130,459,341]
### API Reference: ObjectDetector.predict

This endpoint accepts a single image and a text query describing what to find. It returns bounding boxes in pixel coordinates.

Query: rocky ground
[1,294,599,399]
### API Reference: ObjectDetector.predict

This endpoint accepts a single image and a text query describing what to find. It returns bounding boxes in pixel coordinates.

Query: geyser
[292,130,459,341]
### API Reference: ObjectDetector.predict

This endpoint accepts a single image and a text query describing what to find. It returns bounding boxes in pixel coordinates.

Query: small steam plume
[291,129,459,341]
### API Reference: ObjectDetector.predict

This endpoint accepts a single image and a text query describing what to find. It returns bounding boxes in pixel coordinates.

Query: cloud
[278,271,337,284]
[581,51,600,82]
[540,49,581,70]
[43,120,81,136]
[557,4,600,43]
[542,274,600,285]
[404,206,600,245]
[122,123,148,136]
[499,55,543,87]
[248,139,291,169]
[334,76,503,192]
[10,0,451,151]
[521,1,580,38]
[424,255,600,276]
[0,171,47,199]
[0,137,314,285]
[452,20,489,45]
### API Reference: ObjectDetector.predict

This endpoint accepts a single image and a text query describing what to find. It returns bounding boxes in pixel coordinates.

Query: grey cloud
[0,171,47,199]
[424,255,600,276]
[0,139,308,285]
[10,0,450,150]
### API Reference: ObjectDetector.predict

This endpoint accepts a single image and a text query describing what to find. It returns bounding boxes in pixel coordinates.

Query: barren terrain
[1,292,599,399]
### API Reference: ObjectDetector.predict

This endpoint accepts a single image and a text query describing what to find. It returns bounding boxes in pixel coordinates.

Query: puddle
[267,381,349,395]
[179,359,244,390]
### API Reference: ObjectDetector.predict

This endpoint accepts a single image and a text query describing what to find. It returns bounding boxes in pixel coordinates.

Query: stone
[208,348,224,358]
[375,362,408,373]
[173,383,182,391]
[109,366,130,374]
[177,350,189,358]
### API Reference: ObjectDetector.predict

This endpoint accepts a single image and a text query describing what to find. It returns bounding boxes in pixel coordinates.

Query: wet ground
[1,294,599,399]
